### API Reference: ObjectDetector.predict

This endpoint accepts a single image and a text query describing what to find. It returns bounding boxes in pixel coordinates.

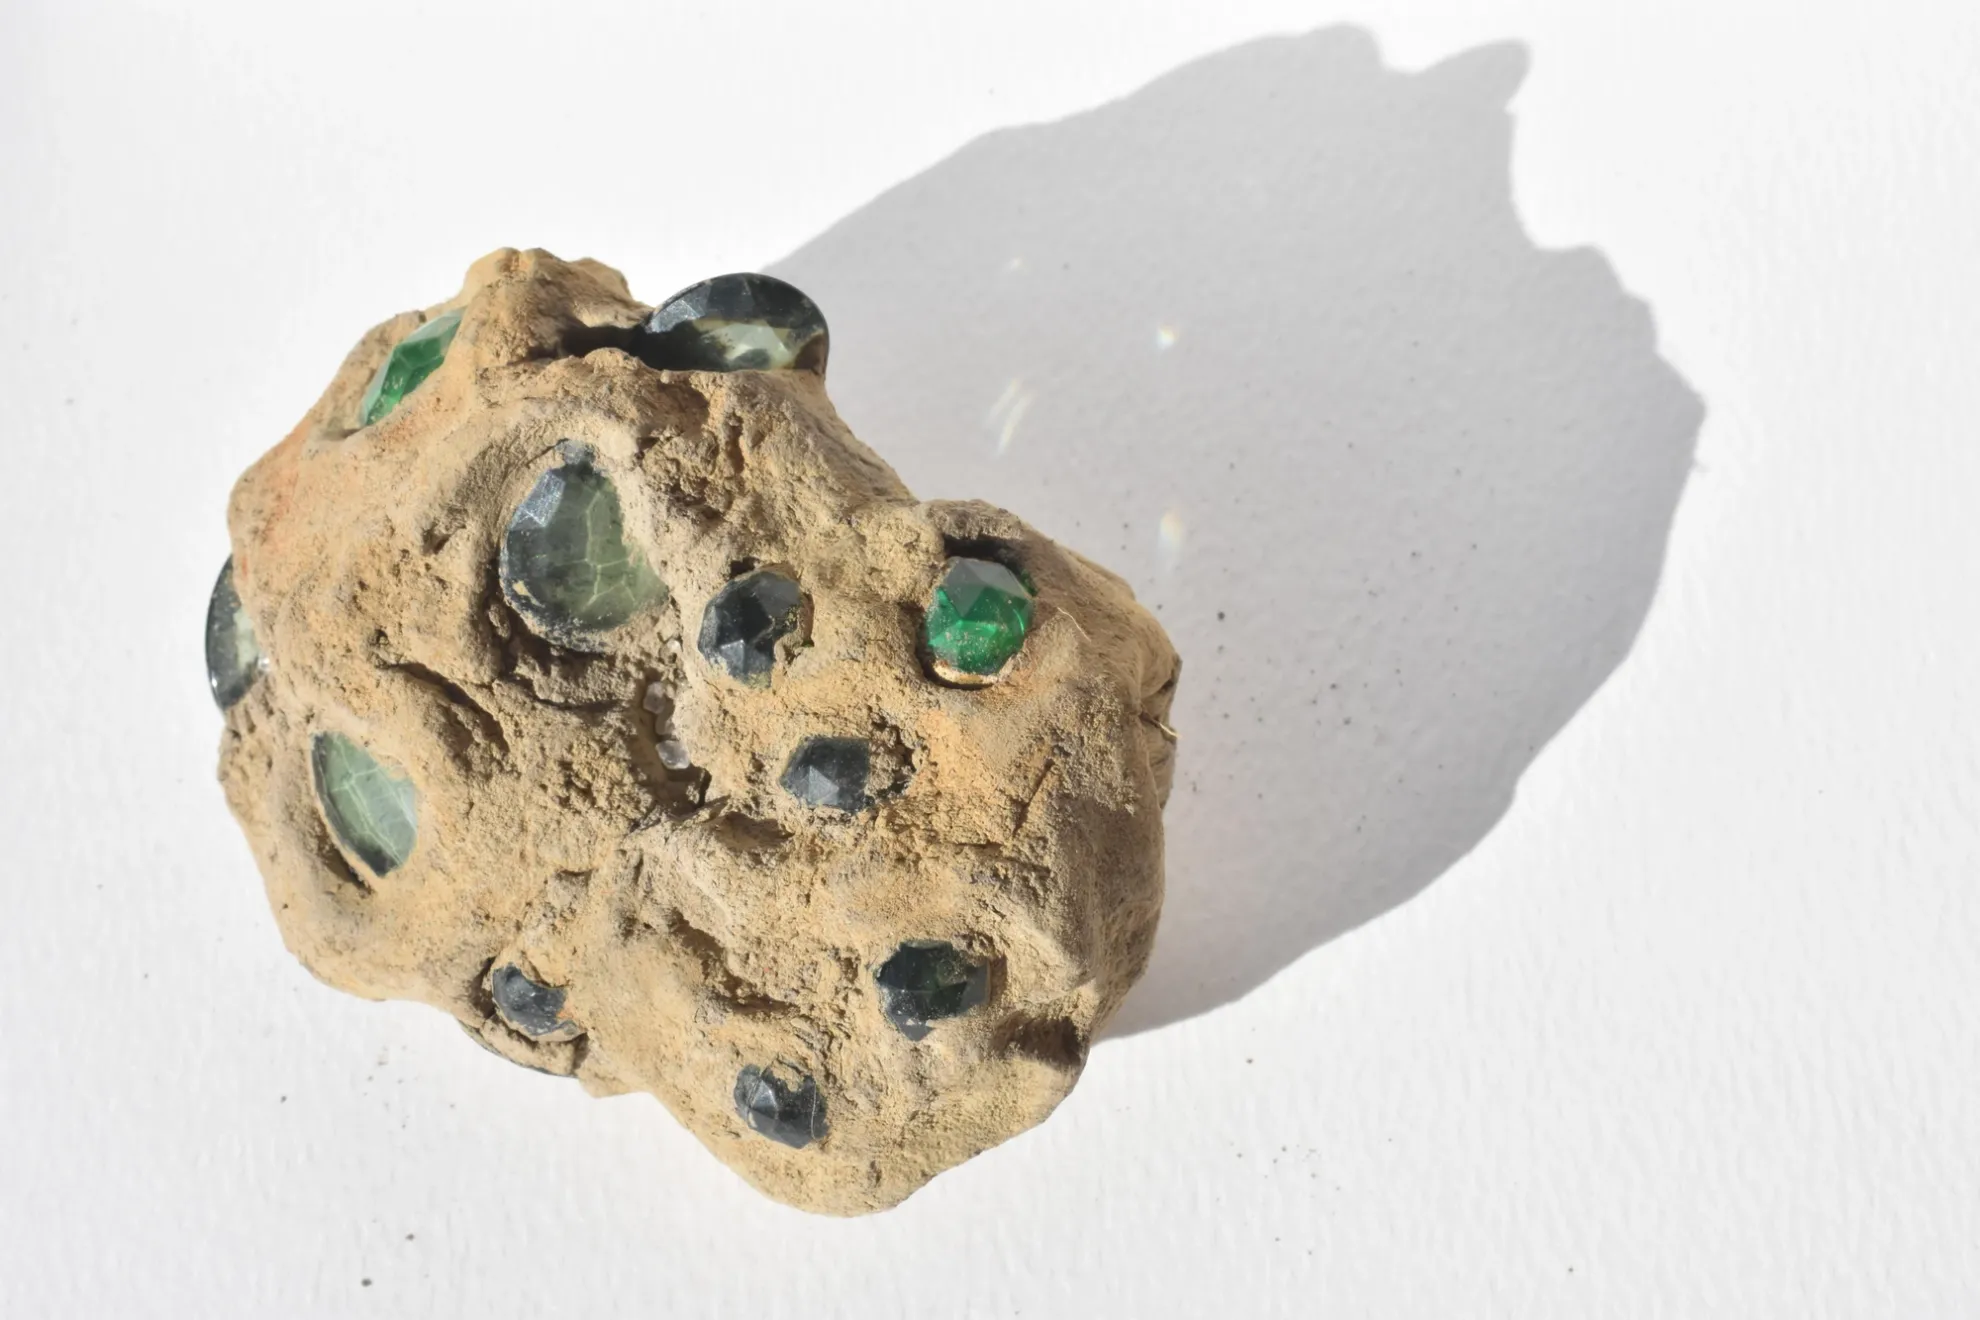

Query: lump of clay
[210,248,1180,1215]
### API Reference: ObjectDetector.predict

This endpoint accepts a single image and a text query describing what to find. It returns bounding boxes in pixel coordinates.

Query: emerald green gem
[311,732,418,877]
[924,558,1035,677]
[499,449,666,646]
[358,309,462,425]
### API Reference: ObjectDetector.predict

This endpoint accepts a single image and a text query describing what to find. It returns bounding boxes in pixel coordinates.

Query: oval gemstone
[873,941,990,1040]
[205,557,263,709]
[923,558,1035,678]
[310,731,419,877]
[733,1064,827,1149]
[359,308,462,425]
[631,273,828,374]
[499,452,665,646]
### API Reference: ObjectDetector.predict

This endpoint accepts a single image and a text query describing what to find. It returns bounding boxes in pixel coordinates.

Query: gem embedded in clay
[204,557,262,709]
[874,941,990,1040]
[490,964,576,1039]
[923,557,1035,679]
[734,1064,827,1149]
[358,308,461,425]
[499,450,665,645]
[630,273,828,374]
[779,736,872,812]
[698,569,803,685]
[309,731,417,877]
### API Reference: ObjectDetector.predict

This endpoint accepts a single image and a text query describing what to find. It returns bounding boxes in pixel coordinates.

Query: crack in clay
[385,660,511,760]
[666,909,797,1015]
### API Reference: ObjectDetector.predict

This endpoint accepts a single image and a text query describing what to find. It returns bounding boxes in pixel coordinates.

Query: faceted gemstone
[873,941,990,1040]
[779,736,871,812]
[310,732,418,877]
[733,1064,827,1149]
[923,558,1035,678]
[630,273,828,374]
[358,308,462,425]
[205,557,262,709]
[490,964,576,1039]
[499,450,665,646]
[698,569,803,685]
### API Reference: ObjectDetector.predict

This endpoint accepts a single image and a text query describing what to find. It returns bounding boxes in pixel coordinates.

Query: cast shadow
[772,27,1702,1037]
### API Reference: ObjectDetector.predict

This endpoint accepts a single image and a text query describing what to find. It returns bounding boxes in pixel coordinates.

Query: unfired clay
[216,249,1180,1214]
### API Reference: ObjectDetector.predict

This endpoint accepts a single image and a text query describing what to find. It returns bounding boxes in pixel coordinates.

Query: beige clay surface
[217,249,1180,1214]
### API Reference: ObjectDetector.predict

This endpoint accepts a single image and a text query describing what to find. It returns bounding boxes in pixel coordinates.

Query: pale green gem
[311,732,418,877]
[205,557,263,709]
[499,450,666,647]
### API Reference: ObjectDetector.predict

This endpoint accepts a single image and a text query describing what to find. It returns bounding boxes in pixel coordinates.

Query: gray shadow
[772,27,1702,1037]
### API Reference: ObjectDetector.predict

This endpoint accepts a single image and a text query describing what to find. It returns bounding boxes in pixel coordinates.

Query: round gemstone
[733,1064,827,1149]
[359,308,462,426]
[499,450,666,647]
[205,557,262,709]
[780,737,872,813]
[490,964,577,1039]
[873,941,989,1040]
[310,732,418,877]
[698,569,803,685]
[923,558,1035,679]
[630,273,828,374]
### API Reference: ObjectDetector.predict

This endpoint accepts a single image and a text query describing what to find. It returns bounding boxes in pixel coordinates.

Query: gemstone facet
[310,731,418,877]
[923,558,1035,680]
[359,309,462,425]
[780,736,872,813]
[698,569,803,685]
[630,274,828,374]
[499,450,665,647]
[205,557,262,709]
[733,1064,827,1149]
[490,964,577,1039]
[874,941,990,1040]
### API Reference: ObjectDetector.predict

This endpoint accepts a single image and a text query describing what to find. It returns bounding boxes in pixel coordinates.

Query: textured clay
[215,249,1180,1214]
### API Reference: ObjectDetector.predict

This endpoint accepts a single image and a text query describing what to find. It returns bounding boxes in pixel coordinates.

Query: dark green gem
[310,731,418,877]
[733,1064,826,1149]
[874,941,989,1040]
[631,274,828,374]
[490,964,576,1039]
[499,450,666,647]
[698,569,803,685]
[923,558,1034,678]
[359,309,461,425]
[779,737,871,813]
[205,556,262,709]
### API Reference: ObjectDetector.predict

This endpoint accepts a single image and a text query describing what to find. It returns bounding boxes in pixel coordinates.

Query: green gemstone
[733,1064,827,1149]
[874,941,989,1040]
[358,309,462,425]
[499,451,666,646]
[632,273,828,374]
[205,557,262,709]
[923,558,1035,677]
[310,732,418,877]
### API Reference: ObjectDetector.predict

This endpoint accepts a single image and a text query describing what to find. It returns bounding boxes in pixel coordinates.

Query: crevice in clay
[665,909,797,1016]
[992,1015,1088,1071]
[385,660,510,762]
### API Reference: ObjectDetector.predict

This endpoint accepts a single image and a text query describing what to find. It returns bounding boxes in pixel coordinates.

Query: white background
[4,1,1978,1316]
